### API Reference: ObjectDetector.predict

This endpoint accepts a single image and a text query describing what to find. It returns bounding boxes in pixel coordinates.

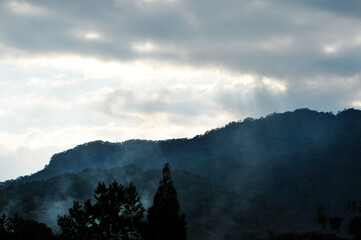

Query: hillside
[1,108,361,239]
[0,165,290,240]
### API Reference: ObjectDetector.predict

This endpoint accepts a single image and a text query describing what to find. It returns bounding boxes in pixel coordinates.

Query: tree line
[261,201,361,240]
[1,163,186,240]
[2,163,360,240]
[315,202,361,240]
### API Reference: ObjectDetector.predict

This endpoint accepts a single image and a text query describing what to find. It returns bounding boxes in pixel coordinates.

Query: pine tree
[145,163,186,240]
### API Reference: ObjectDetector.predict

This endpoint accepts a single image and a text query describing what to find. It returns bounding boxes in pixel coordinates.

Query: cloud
[0,144,58,181]
[0,119,230,181]
[281,0,361,19]
[0,124,130,181]
[0,109,16,118]
[1,94,73,110]
[79,70,290,129]
[84,32,102,40]
[7,0,47,16]
[1,0,361,81]
[2,0,361,181]
[27,77,76,88]
[92,87,214,117]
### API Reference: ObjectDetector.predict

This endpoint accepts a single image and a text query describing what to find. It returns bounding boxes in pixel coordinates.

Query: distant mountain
[1,108,361,239]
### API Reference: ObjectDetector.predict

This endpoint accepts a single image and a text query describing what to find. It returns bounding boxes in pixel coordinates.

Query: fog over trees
[58,163,186,240]
[1,109,361,239]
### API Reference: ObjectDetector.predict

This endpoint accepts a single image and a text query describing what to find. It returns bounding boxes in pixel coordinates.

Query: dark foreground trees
[263,231,344,240]
[145,163,187,240]
[0,214,57,240]
[58,163,186,240]
[58,182,145,240]
[315,202,361,240]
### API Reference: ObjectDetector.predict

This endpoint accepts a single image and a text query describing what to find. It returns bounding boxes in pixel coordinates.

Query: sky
[1,0,361,181]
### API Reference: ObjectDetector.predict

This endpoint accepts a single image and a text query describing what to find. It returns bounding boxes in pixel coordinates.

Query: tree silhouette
[315,202,361,240]
[58,200,93,240]
[329,217,343,231]
[0,214,56,240]
[58,181,145,240]
[145,163,187,240]
[92,182,145,240]
[315,205,329,229]
[348,217,361,240]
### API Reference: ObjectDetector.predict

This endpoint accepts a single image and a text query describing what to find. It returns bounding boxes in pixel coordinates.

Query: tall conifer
[145,163,186,240]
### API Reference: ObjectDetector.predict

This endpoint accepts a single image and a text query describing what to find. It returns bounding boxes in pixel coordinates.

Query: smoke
[37,198,74,231]
[0,198,20,216]
[2,109,360,239]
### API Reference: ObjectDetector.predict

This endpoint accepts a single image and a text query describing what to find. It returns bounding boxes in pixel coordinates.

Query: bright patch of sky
[1,0,361,181]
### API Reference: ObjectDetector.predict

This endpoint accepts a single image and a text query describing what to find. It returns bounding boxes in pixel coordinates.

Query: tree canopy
[58,163,186,240]
[0,214,56,240]
[58,181,145,240]
[315,202,361,240]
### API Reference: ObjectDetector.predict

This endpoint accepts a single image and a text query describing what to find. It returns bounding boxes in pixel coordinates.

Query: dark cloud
[1,0,361,78]
[1,0,361,113]
[282,0,361,19]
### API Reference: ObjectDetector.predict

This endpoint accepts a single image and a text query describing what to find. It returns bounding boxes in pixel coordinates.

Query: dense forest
[1,108,361,239]
[1,164,186,240]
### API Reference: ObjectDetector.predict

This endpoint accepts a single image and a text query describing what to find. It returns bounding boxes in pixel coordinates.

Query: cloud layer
[1,0,361,180]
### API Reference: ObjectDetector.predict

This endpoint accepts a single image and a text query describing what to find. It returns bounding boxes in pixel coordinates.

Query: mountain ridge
[2,108,361,239]
[2,108,350,188]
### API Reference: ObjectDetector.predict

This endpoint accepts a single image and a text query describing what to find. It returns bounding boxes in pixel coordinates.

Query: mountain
[1,108,361,239]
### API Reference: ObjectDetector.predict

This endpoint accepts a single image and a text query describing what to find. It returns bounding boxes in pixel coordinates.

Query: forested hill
[1,108,361,239]
[3,108,361,190]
